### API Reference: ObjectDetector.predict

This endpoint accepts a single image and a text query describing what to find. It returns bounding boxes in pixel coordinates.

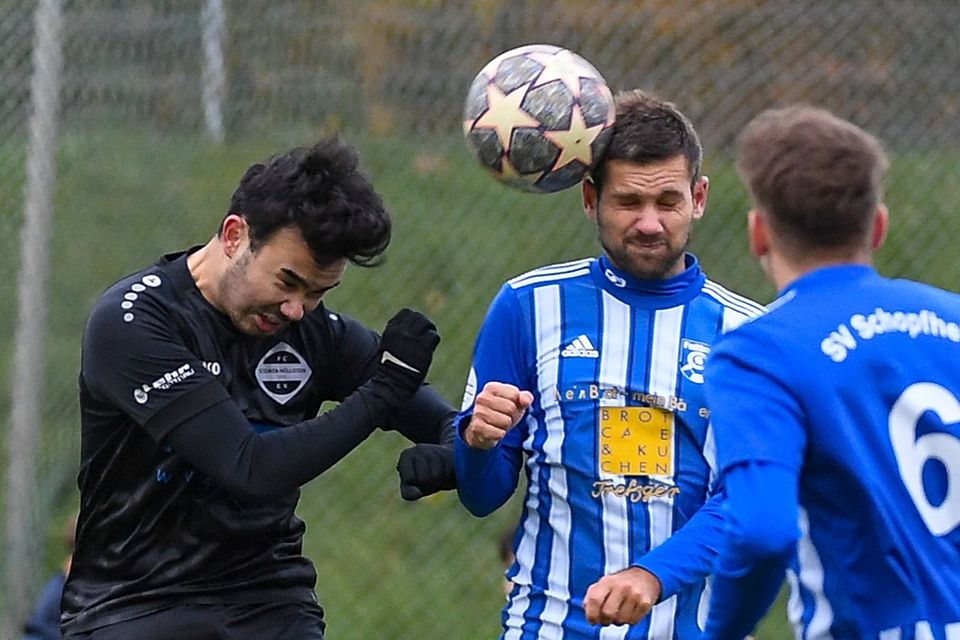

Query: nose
[634,206,664,235]
[279,298,306,322]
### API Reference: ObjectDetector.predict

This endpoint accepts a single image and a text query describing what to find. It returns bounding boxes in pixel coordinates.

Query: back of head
[226,137,391,267]
[591,89,703,192]
[737,105,888,253]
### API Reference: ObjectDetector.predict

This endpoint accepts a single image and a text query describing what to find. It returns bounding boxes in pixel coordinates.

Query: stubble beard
[602,231,690,280]
[217,251,261,335]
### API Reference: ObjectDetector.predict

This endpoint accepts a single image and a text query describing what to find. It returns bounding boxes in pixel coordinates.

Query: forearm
[702,555,788,639]
[388,383,456,445]
[454,418,522,516]
[165,376,407,498]
[702,461,798,638]
[634,489,726,599]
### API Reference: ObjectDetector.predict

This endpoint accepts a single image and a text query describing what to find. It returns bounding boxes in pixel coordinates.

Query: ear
[747,210,769,258]
[220,214,249,259]
[582,177,599,222]
[871,204,889,250]
[691,176,709,220]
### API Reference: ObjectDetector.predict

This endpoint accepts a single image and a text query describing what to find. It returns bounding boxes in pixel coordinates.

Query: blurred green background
[4,1,960,638]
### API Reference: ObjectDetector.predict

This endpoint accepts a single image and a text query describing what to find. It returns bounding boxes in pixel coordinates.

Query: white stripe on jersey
[646,305,685,639]
[699,424,719,631]
[514,413,540,589]
[512,268,592,290]
[509,258,594,289]
[504,584,532,640]
[720,306,753,333]
[916,622,935,640]
[947,622,960,639]
[599,291,632,640]
[702,281,765,333]
[785,570,804,640]
[504,328,551,634]
[697,575,713,631]
[878,627,901,640]
[702,280,767,316]
[702,423,718,485]
[534,285,572,635]
[796,507,835,640]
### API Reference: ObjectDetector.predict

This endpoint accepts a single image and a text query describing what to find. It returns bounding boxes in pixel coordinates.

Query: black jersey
[62,249,454,633]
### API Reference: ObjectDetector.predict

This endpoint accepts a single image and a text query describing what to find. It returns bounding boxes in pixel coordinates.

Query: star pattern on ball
[527,49,600,96]
[472,82,540,151]
[498,155,542,187]
[542,103,606,170]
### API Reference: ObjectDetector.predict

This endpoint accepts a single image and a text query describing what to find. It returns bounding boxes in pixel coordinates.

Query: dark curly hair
[223,137,391,267]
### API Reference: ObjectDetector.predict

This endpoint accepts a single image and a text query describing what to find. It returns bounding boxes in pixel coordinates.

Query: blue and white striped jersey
[455,254,765,639]
[704,265,960,639]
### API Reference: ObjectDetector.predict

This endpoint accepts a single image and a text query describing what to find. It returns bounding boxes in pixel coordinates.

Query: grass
[6,125,960,637]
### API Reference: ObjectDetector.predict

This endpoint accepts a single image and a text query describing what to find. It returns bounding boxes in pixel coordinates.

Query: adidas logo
[561,335,599,358]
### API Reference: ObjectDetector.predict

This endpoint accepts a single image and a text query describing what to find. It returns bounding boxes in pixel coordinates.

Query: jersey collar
[783,263,877,297]
[592,253,706,307]
[159,247,244,338]
[158,247,201,291]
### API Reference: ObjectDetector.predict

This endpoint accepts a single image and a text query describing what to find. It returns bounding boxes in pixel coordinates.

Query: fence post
[3,0,64,637]
[201,0,227,143]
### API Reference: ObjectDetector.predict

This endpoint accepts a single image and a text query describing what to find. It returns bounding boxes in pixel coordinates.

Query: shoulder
[506,257,595,291]
[892,276,960,305]
[699,278,767,331]
[87,266,177,333]
[700,278,767,317]
[484,258,595,321]
[306,305,378,350]
[707,298,804,385]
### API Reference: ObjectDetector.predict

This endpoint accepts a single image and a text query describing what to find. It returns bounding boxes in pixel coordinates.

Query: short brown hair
[591,89,703,192]
[737,105,888,252]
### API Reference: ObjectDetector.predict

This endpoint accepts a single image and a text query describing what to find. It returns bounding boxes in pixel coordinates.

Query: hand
[396,443,455,501]
[463,382,533,450]
[376,308,440,396]
[583,567,661,627]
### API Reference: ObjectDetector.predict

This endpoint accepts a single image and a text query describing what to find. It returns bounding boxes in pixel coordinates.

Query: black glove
[376,308,441,398]
[397,443,456,501]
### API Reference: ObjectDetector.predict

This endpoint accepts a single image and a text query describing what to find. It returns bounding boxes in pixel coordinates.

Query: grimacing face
[217,225,346,336]
[585,157,708,280]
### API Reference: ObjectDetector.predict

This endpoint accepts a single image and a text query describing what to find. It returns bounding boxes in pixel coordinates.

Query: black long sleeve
[388,384,457,446]
[164,376,404,499]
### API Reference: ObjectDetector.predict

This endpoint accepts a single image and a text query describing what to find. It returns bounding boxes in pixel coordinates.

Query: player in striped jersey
[455,90,764,639]
[702,106,960,638]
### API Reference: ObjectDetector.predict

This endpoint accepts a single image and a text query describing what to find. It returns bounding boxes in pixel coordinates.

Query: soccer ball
[462,44,615,194]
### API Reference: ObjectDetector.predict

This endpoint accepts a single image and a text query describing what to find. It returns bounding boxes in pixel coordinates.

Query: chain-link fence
[2,1,959,638]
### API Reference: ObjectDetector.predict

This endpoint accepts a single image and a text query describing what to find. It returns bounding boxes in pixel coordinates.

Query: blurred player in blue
[455,89,765,639]
[702,105,960,638]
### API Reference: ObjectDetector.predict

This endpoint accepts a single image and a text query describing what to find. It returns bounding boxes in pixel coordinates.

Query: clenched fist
[463,382,533,450]
[583,566,662,627]
[375,308,440,398]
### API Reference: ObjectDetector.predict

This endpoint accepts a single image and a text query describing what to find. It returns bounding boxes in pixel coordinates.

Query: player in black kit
[61,137,456,639]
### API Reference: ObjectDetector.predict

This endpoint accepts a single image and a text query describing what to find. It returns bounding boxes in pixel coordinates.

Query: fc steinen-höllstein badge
[255,342,312,405]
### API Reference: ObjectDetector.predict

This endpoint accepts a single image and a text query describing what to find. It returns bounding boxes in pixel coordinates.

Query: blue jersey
[455,254,764,640]
[704,265,960,639]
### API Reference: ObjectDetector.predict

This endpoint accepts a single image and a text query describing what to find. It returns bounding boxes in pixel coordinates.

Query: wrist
[358,375,413,421]
[632,563,667,602]
[463,422,489,449]
[371,368,422,400]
